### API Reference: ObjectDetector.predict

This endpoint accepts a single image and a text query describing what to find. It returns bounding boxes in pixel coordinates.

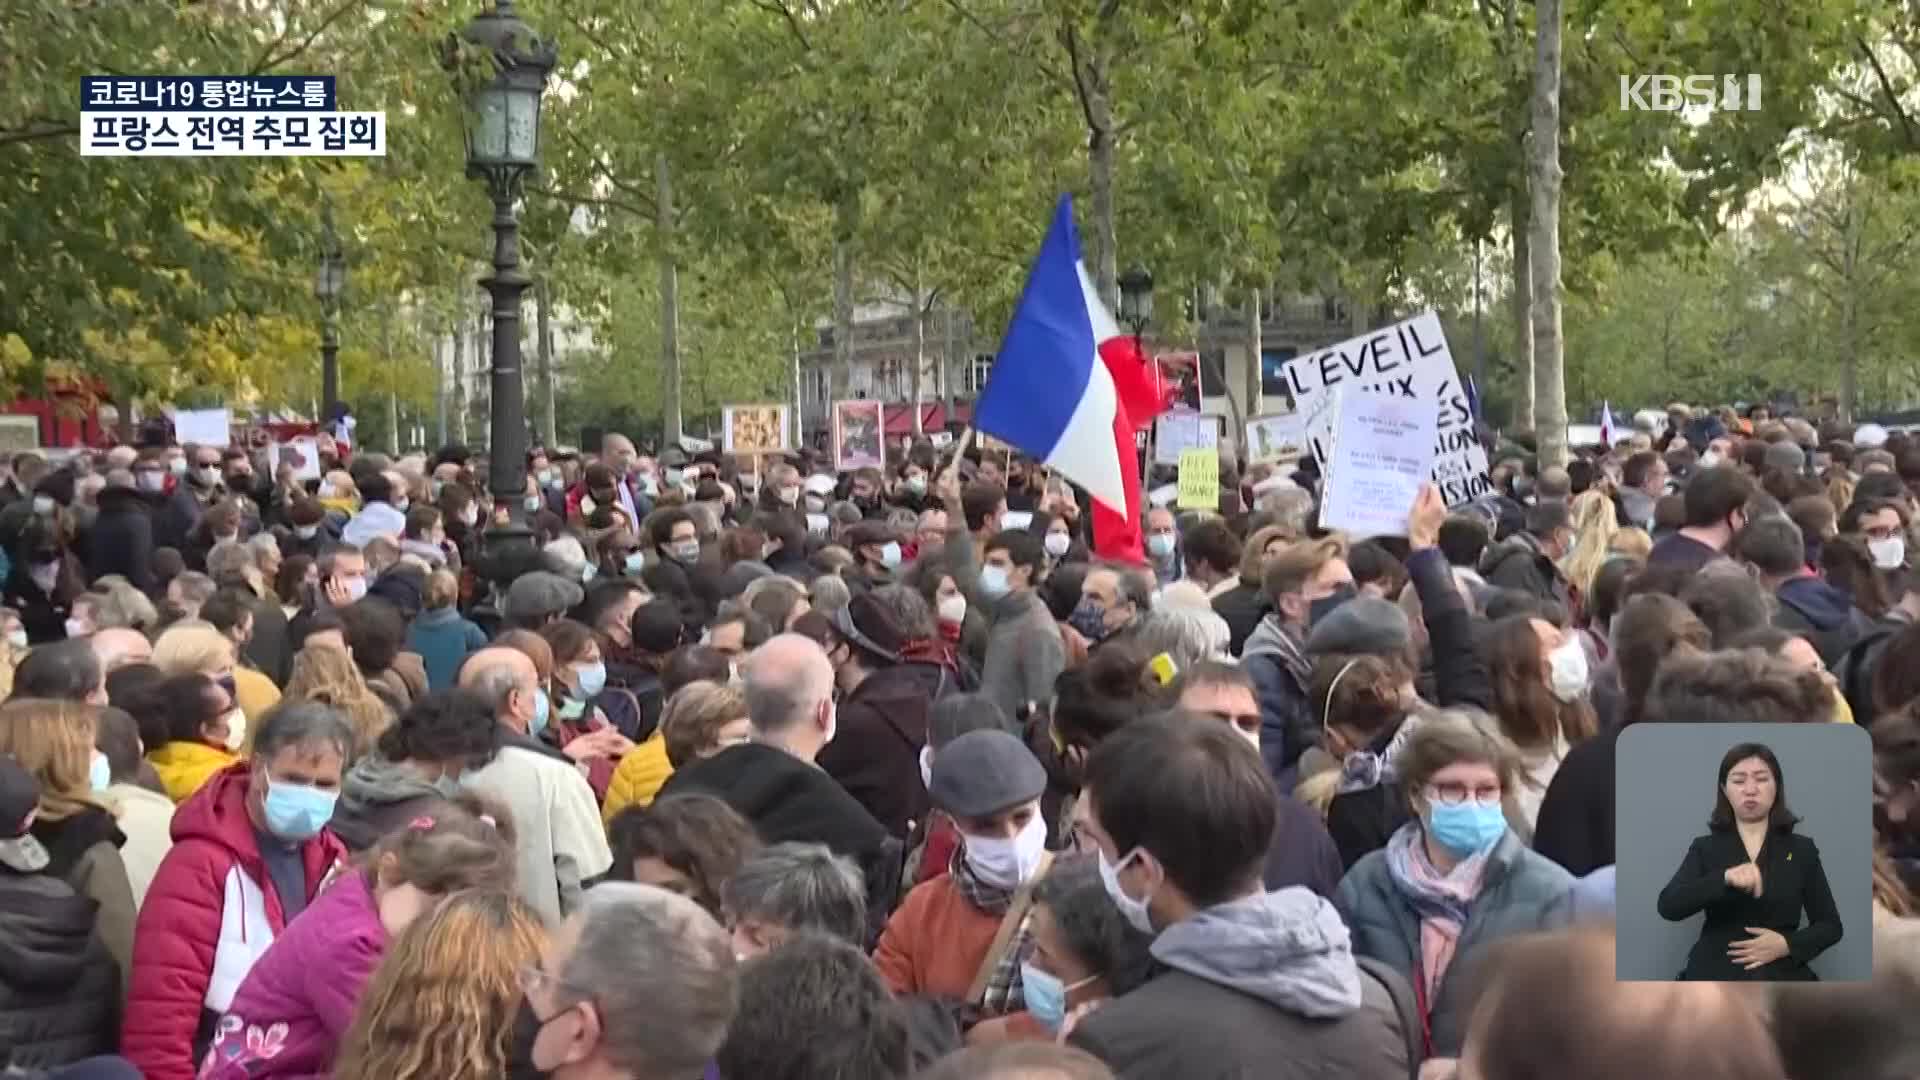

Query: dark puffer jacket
[0,869,122,1070]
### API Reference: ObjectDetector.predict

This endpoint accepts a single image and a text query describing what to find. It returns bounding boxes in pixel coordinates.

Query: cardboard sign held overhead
[1279,311,1490,506]
[1177,449,1219,510]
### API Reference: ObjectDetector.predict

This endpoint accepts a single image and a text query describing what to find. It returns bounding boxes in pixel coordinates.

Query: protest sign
[1301,386,1342,467]
[270,438,322,482]
[1177,449,1219,510]
[1245,410,1306,465]
[1146,482,1179,508]
[1153,409,1216,466]
[722,404,790,456]
[173,408,231,447]
[832,400,885,470]
[1279,312,1490,505]
[1320,387,1435,538]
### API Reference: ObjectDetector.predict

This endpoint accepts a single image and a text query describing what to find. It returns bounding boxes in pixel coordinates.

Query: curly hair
[376,688,501,772]
[606,793,761,917]
[1050,642,1170,752]
[333,890,546,1080]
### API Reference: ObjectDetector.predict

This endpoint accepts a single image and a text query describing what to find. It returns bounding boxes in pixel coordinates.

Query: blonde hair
[1563,490,1620,598]
[1608,528,1653,562]
[151,622,235,678]
[662,682,749,768]
[426,570,459,611]
[92,576,160,631]
[334,890,547,1080]
[284,645,392,755]
[0,698,105,822]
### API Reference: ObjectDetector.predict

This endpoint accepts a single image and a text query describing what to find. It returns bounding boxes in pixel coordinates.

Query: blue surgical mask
[978,563,1012,599]
[624,551,646,575]
[1019,962,1097,1032]
[1146,533,1176,558]
[1425,800,1508,858]
[89,752,111,793]
[524,494,543,513]
[530,688,551,738]
[880,541,902,568]
[576,661,608,697]
[261,777,339,841]
[580,563,598,584]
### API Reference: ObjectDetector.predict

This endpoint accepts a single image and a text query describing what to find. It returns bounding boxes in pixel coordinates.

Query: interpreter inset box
[1615,723,1872,981]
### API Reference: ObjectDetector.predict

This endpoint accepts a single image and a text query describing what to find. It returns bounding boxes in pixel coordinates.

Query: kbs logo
[1618,74,1762,112]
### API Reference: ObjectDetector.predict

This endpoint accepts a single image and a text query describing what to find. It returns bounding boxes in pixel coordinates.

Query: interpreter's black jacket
[1657,826,1842,981]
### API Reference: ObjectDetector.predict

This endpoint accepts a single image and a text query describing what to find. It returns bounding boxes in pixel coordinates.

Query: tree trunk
[450,308,468,445]
[1244,285,1263,417]
[942,306,956,423]
[1509,186,1536,433]
[381,307,397,454]
[910,268,926,437]
[435,317,448,447]
[657,152,683,446]
[832,188,859,401]
[473,306,489,445]
[790,320,804,449]
[536,276,557,450]
[1529,0,1568,468]
[1065,19,1119,311]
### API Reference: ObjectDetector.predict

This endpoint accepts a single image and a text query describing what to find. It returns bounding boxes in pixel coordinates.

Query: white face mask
[1872,535,1907,571]
[779,486,801,506]
[1043,532,1071,558]
[63,617,89,640]
[937,593,967,625]
[1548,639,1589,703]
[136,471,167,493]
[222,708,248,752]
[962,812,1048,891]
[1700,450,1724,470]
[918,746,934,791]
[979,564,1012,598]
[5,629,27,650]
[295,524,320,540]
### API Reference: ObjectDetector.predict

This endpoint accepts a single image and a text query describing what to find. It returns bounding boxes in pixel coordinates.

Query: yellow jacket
[148,740,239,805]
[602,732,674,825]
[234,668,282,737]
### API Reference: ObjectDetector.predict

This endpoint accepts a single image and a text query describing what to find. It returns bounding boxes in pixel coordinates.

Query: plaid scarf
[948,842,1032,1015]
[1384,823,1489,1002]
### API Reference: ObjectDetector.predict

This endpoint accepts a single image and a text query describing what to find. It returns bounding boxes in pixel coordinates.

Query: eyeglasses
[1426,782,1503,807]
[1207,710,1262,738]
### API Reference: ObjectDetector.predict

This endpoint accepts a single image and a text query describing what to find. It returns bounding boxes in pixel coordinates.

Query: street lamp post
[1117,265,1155,350]
[444,0,556,567]
[315,203,346,419]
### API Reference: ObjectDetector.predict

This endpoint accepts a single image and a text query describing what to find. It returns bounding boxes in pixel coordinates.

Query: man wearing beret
[874,730,1050,1017]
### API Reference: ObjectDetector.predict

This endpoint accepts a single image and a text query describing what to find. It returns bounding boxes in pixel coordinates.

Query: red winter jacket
[121,763,347,1080]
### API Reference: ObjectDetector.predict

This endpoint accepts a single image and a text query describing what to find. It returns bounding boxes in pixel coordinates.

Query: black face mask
[505,998,553,1080]
[1307,584,1357,628]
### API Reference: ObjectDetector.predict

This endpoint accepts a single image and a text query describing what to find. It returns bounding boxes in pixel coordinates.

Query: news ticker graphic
[78,76,385,158]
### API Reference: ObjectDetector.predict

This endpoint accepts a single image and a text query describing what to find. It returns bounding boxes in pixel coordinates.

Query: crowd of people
[0,405,1917,1079]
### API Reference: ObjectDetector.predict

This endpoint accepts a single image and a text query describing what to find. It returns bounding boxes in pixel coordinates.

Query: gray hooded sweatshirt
[331,754,444,852]
[1071,888,1410,1079]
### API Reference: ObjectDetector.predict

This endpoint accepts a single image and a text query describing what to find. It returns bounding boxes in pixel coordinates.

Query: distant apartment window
[971,354,994,392]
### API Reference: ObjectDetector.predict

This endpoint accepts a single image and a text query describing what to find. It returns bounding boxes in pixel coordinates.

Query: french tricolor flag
[976,196,1159,563]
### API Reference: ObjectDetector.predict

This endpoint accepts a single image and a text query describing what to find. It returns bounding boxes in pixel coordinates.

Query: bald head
[91,627,153,673]
[741,633,836,759]
[1461,928,1782,1080]
[459,646,539,733]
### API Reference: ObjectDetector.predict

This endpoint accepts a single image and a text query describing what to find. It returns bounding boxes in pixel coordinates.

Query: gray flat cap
[929,730,1045,818]
[506,571,585,621]
[1306,596,1411,658]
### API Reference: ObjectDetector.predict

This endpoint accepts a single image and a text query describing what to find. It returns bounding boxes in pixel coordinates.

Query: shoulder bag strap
[964,850,1055,1006]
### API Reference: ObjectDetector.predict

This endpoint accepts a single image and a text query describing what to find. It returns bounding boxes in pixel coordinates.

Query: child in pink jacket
[198,792,514,1080]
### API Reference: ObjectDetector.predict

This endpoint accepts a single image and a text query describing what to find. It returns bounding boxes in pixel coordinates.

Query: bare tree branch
[0,121,79,147]
[249,0,367,76]
[747,0,812,52]
[1857,34,1919,150]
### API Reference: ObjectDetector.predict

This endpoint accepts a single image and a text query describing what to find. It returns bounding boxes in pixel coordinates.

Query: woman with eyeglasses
[1334,709,1573,1060]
